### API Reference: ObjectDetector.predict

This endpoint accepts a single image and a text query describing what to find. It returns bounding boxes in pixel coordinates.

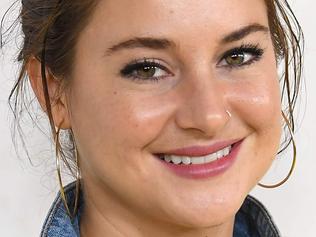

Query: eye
[218,44,264,68]
[134,65,165,79]
[225,52,249,66]
[120,59,171,81]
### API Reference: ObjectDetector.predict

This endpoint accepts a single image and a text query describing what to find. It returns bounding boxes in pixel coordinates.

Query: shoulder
[40,182,81,237]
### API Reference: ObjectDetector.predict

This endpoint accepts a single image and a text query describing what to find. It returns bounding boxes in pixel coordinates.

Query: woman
[2,0,303,236]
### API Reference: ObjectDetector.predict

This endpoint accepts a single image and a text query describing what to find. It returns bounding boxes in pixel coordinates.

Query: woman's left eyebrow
[220,23,269,43]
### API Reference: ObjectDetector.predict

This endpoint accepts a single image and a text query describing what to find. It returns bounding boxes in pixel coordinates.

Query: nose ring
[226,110,232,118]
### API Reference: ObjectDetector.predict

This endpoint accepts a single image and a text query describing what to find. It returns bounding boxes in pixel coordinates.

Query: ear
[27,57,71,129]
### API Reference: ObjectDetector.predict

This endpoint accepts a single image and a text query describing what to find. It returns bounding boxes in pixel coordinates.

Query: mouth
[157,144,233,165]
[154,139,243,179]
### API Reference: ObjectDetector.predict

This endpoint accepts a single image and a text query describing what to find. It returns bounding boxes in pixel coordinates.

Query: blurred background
[0,0,315,236]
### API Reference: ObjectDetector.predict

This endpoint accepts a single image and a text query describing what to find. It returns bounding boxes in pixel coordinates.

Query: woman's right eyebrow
[104,23,269,56]
[105,37,176,56]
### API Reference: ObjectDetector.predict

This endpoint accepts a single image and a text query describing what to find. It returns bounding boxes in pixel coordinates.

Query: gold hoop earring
[55,125,80,219]
[258,111,297,189]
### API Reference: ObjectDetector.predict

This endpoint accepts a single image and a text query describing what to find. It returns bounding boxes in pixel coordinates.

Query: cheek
[104,94,175,148]
[68,82,176,155]
[226,70,282,185]
[227,72,282,133]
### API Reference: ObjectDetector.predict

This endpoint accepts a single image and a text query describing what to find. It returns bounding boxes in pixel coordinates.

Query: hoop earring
[258,111,297,189]
[55,125,80,219]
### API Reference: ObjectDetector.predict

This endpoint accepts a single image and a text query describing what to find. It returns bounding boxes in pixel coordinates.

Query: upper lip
[160,139,242,157]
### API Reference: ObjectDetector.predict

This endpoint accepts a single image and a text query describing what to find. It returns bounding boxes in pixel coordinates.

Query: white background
[0,0,315,236]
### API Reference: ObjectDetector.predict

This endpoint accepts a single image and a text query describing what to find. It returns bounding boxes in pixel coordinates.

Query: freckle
[169,10,174,14]
[113,91,117,95]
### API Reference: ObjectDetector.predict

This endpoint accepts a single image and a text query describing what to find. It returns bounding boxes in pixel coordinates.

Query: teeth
[191,156,205,165]
[204,153,217,163]
[162,145,232,165]
[182,157,191,165]
[164,155,172,163]
[216,149,224,159]
[171,156,182,165]
[223,147,230,156]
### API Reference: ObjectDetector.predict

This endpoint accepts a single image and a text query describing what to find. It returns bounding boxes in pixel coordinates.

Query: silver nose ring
[226,110,232,118]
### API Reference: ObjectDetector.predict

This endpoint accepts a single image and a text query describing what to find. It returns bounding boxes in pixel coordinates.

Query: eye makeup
[218,43,264,69]
[119,43,265,82]
[120,58,172,82]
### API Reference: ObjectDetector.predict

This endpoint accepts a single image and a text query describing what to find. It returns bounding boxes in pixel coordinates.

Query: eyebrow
[221,23,269,43]
[105,38,176,56]
[105,23,269,56]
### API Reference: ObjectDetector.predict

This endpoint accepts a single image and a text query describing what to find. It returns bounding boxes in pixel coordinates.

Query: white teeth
[171,156,182,165]
[182,157,191,165]
[216,149,224,159]
[204,153,217,163]
[164,155,172,163]
[191,156,205,165]
[223,147,230,156]
[162,145,232,165]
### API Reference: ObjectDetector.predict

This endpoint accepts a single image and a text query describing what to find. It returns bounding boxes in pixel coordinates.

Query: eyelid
[123,58,171,72]
[217,43,264,68]
[120,58,174,81]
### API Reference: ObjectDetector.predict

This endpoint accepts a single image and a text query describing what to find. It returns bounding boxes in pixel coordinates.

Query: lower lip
[156,140,243,179]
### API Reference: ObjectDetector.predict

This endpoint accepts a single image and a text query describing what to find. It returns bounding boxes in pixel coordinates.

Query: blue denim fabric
[40,182,280,237]
[233,196,280,237]
[40,183,81,237]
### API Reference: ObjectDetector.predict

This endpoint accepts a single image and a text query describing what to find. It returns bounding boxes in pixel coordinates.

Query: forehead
[80,0,268,48]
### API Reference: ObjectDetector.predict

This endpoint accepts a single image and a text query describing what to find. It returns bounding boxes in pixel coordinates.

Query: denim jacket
[40,182,281,237]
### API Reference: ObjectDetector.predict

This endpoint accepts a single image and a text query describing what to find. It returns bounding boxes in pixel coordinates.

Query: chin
[158,191,243,230]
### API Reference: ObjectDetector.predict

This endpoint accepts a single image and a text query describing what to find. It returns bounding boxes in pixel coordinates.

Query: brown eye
[121,60,170,81]
[218,45,264,69]
[225,53,245,66]
[136,66,157,78]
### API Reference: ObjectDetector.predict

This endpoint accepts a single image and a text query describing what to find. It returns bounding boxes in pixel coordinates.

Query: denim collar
[40,182,81,237]
[40,182,280,237]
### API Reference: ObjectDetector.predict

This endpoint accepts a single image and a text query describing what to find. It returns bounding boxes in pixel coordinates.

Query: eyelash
[120,58,170,82]
[120,43,264,81]
[218,43,264,69]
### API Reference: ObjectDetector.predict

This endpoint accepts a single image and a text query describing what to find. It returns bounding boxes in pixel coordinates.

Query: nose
[175,74,230,137]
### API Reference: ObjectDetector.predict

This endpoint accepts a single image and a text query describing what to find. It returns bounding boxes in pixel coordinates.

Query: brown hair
[1,0,99,172]
[1,0,304,172]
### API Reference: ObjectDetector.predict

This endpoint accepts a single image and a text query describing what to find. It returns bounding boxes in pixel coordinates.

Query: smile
[155,139,243,179]
[159,145,232,165]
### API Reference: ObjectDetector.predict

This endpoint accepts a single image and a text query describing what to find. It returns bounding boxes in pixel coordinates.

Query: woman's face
[65,0,281,229]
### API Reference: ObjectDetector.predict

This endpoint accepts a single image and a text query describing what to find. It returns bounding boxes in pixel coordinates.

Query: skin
[28,0,282,236]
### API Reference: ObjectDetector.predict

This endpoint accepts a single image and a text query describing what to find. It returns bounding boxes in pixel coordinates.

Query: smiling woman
[1,0,303,237]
